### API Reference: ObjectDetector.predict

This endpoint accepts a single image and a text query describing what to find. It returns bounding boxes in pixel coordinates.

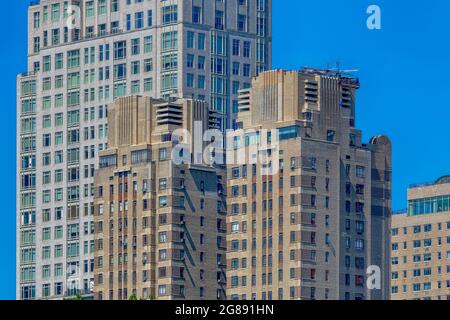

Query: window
[197,56,205,70]
[144,36,153,53]
[33,12,40,29]
[55,75,63,89]
[409,195,450,216]
[186,54,194,68]
[55,53,63,70]
[356,166,365,177]
[67,50,80,68]
[98,0,106,15]
[187,32,195,49]
[159,148,167,161]
[238,14,247,32]
[159,196,168,208]
[356,221,365,234]
[144,78,153,92]
[232,167,240,179]
[186,74,194,88]
[147,10,153,26]
[159,232,167,243]
[243,41,251,57]
[158,178,168,191]
[326,130,335,142]
[198,75,205,89]
[85,1,94,17]
[162,5,178,25]
[131,61,140,75]
[192,6,202,24]
[356,184,365,195]
[131,39,140,55]
[135,12,143,29]
[349,134,356,146]
[43,134,51,147]
[43,56,51,72]
[55,132,63,145]
[198,33,205,50]
[355,239,364,251]
[114,41,127,60]
[111,0,119,12]
[215,10,224,30]
[144,59,153,72]
[161,31,178,51]
[158,285,167,296]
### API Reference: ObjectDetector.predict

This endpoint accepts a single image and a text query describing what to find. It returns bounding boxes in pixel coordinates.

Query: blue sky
[1,0,449,299]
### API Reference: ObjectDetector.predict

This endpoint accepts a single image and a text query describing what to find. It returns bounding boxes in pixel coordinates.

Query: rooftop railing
[392,209,407,216]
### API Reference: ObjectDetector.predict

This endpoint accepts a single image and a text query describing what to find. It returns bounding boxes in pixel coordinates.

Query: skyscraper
[226,69,392,300]
[17,0,271,300]
[93,96,226,300]
[390,176,450,300]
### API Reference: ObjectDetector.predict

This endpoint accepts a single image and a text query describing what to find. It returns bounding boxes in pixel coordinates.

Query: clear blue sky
[1,0,449,299]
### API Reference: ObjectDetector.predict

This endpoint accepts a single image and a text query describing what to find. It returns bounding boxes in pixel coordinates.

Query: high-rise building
[17,0,271,300]
[390,176,450,300]
[226,69,392,300]
[93,96,226,300]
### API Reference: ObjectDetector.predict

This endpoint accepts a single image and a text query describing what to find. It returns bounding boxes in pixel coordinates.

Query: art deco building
[93,96,227,300]
[226,69,392,300]
[391,176,450,300]
[17,0,270,300]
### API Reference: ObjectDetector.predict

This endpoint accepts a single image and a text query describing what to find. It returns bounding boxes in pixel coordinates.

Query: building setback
[93,96,226,300]
[17,0,271,300]
[391,176,450,300]
[226,69,392,300]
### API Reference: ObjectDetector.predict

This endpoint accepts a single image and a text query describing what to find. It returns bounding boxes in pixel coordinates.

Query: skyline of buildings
[14,0,449,302]
[17,0,271,300]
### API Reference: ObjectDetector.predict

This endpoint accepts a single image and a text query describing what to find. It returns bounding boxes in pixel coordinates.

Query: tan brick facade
[93,96,226,300]
[226,70,392,300]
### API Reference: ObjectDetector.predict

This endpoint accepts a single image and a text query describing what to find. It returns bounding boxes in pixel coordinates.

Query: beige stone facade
[226,69,392,300]
[391,176,450,300]
[93,96,227,300]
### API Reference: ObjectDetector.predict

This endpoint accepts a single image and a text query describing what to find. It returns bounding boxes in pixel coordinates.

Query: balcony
[64,289,94,300]
[217,227,227,234]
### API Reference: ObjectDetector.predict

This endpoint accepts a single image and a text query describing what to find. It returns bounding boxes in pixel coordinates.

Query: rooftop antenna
[339,69,360,76]
[328,62,359,76]
[337,62,359,76]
